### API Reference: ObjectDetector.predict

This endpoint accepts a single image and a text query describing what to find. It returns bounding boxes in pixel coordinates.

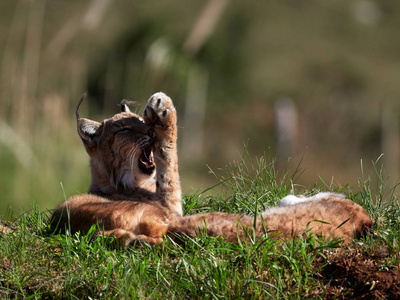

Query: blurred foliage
[0,0,400,216]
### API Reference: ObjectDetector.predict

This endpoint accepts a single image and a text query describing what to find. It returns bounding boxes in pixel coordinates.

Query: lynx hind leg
[102,229,138,248]
[128,235,164,246]
[144,92,177,132]
[278,192,345,206]
[126,220,167,247]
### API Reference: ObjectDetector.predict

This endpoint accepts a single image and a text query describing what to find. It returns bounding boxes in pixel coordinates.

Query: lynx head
[76,94,156,194]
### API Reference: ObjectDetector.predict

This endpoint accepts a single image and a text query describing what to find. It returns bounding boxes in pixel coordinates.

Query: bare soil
[316,245,400,299]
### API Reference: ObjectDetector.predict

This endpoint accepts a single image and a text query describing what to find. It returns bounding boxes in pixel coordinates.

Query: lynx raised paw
[144,92,176,130]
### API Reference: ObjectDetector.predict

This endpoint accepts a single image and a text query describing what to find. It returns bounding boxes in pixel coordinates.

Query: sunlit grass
[0,155,399,299]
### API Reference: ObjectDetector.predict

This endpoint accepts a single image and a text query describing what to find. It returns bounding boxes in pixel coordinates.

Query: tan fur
[51,93,372,247]
[168,196,372,244]
[51,92,180,246]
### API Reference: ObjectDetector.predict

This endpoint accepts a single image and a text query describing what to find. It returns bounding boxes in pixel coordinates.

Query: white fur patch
[278,195,308,206]
[81,122,99,135]
[278,192,345,206]
[119,167,135,189]
[135,171,156,186]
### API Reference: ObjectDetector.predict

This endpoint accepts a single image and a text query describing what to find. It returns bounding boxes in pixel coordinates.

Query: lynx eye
[116,128,130,134]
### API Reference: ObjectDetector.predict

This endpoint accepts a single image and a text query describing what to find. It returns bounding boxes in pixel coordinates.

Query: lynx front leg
[144,92,182,216]
[102,229,163,247]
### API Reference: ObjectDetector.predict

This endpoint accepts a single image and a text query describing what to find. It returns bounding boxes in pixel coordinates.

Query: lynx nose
[147,127,156,138]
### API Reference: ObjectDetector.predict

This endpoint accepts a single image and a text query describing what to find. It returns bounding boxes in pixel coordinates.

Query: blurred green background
[1,0,400,217]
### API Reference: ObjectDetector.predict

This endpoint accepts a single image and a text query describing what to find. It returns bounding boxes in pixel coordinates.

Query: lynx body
[51,93,372,246]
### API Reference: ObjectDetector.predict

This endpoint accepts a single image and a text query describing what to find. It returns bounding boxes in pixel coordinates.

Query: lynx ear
[120,100,131,113]
[77,118,101,148]
[119,99,137,113]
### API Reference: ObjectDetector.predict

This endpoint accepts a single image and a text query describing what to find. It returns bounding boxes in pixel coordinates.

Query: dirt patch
[316,246,400,299]
[0,221,17,234]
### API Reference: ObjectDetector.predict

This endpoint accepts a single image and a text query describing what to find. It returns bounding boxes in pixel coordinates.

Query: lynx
[51,93,372,246]
[51,92,182,245]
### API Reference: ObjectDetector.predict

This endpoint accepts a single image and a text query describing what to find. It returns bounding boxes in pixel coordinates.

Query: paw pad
[144,92,176,128]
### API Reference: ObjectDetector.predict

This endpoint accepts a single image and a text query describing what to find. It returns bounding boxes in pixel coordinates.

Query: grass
[0,154,399,299]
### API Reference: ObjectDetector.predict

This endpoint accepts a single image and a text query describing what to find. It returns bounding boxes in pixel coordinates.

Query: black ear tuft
[76,93,87,119]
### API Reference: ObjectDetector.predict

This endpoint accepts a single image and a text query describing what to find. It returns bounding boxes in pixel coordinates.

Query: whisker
[136,106,145,117]
[129,147,137,173]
